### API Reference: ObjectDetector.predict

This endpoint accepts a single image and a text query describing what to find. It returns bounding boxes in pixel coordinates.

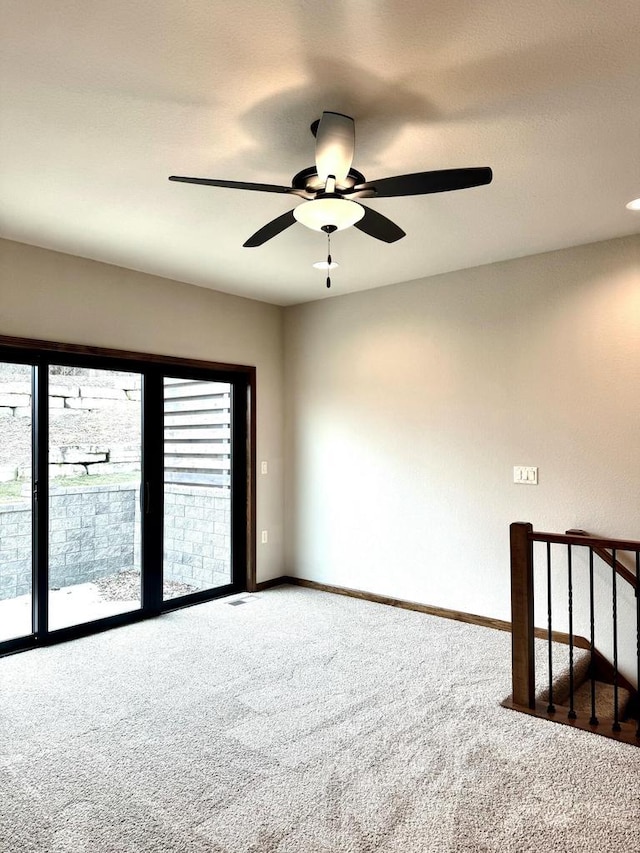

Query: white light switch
[261,530,268,544]
[261,461,268,475]
[514,466,538,485]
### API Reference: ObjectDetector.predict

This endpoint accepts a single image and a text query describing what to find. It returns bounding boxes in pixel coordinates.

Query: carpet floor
[1,586,639,852]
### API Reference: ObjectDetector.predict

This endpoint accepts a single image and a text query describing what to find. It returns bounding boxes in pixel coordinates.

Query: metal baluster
[636,551,640,740]
[568,544,576,719]
[612,548,621,732]
[589,547,598,726]
[546,542,555,714]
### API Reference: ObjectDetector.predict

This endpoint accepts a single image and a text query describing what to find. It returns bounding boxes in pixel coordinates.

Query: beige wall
[0,238,285,582]
[3,234,640,675]
[284,235,640,677]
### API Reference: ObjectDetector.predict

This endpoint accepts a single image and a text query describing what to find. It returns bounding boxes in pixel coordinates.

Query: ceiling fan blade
[314,112,355,186]
[243,209,297,247]
[169,176,303,195]
[352,167,493,198]
[353,205,405,243]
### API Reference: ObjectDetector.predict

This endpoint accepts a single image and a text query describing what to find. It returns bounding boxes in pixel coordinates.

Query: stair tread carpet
[569,679,631,721]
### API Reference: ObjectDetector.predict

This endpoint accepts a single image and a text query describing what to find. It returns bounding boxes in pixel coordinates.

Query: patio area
[0,571,209,642]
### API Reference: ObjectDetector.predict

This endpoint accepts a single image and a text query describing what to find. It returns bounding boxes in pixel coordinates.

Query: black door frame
[0,335,256,656]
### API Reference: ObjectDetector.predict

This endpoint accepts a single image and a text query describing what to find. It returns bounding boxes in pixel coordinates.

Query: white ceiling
[1,0,639,306]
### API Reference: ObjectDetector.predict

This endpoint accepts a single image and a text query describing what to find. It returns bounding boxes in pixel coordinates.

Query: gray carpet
[1,586,639,852]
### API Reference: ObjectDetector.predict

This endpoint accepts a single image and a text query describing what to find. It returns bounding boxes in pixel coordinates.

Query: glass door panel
[163,378,232,601]
[0,362,33,642]
[48,365,142,630]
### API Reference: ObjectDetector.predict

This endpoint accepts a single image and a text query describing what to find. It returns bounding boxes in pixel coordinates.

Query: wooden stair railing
[566,528,638,592]
[504,522,640,746]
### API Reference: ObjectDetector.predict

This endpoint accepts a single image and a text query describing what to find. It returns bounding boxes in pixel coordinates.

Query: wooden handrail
[565,529,638,592]
[530,530,640,553]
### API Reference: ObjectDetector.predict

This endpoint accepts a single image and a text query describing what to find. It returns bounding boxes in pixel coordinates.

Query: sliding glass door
[163,378,233,601]
[0,338,253,657]
[47,365,143,631]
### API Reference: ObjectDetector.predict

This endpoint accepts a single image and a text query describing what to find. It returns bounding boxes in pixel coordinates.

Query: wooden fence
[164,378,231,489]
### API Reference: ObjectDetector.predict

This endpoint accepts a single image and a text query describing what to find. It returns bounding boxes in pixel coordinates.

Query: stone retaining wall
[0,483,231,600]
[0,451,140,483]
[0,379,140,420]
[0,378,141,482]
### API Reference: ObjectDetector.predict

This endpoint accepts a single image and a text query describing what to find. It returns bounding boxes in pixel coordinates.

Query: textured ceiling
[1,0,639,305]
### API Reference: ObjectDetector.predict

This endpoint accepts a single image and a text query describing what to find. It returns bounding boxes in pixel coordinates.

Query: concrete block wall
[0,484,136,599]
[163,486,231,588]
[0,501,31,600]
[49,485,136,589]
[0,484,231,600]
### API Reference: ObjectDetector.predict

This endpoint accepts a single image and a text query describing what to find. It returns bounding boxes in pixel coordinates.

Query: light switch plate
[514,466,538,485]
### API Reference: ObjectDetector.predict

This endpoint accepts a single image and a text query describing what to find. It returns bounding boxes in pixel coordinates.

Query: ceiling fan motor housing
[291,166,366,195]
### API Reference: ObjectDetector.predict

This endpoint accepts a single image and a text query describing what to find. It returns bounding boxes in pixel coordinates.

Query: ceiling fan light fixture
[625,197,640,211]
[293,197,364,232]
[313,260,339,270]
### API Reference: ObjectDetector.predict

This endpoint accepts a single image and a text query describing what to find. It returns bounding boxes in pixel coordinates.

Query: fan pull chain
[326,231,332,288]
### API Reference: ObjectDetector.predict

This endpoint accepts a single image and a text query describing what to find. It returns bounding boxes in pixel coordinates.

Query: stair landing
[503,637,639,747]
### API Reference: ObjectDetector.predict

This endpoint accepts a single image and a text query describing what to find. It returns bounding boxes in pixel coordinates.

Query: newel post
[510,522,535,708]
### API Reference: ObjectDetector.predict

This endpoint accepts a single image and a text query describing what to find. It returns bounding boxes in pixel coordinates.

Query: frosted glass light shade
[294,198,364,231]
[626,198,640,211]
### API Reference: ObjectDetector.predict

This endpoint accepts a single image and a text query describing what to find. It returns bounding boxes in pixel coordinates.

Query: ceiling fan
[169,111,493,249]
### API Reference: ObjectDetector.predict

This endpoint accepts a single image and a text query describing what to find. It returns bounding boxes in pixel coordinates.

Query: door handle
[140,481,151,514]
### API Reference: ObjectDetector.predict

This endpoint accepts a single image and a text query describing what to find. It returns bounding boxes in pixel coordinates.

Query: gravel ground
[94,570,198,601]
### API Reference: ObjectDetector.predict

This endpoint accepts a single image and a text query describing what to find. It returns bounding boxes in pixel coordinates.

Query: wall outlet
[261,530,268,544]
[514,466,538,485]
